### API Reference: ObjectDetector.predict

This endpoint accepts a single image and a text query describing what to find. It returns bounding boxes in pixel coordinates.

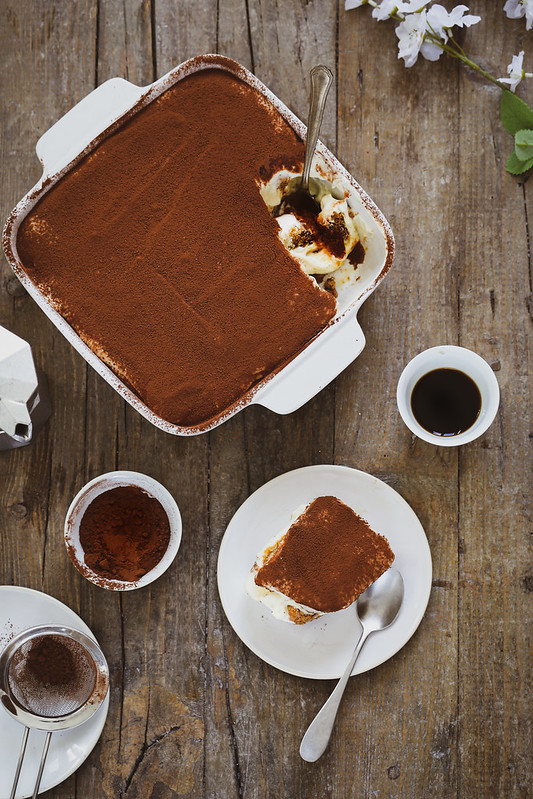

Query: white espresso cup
[396,345,500,446]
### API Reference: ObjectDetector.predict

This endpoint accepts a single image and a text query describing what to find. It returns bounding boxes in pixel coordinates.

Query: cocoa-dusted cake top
[16,66,336,428]
[255,496,394,613]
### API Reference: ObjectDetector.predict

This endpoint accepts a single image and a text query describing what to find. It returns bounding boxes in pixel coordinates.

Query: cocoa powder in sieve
[27,635,77,686]
[9,634,97,717]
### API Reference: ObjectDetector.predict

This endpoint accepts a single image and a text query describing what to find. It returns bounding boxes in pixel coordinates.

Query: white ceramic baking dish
[3,54,394,435]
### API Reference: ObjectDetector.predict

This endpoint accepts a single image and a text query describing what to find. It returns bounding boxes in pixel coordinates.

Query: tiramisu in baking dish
[4,55,394,434]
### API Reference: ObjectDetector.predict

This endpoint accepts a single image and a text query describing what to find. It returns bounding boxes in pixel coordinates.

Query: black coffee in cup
[410,368,481,437]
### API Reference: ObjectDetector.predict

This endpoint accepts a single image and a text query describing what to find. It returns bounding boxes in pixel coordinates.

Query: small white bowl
[64,471,182,590]
[396,345,500,447]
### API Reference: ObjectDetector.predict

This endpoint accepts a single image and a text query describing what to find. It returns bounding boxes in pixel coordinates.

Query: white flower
[499,51,525,92]
[418,4,480,61]
[371,0,429,21]
[504,0,533,30]
[396,11,427,67]
[447,4,481,27]
[372,0,406,20]
[345,0,365,9]
[426,4,481,38]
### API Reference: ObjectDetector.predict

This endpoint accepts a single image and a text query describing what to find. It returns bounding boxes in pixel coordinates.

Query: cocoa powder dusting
[255,496,394,613]
[16,65,336,427]
[79,486,170,582]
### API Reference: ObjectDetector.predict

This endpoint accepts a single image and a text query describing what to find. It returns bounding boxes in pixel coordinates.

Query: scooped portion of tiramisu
[259,170,367,277]
[246,496,394,624]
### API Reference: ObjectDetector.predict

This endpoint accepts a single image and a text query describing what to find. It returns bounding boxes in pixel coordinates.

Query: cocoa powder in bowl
[78,485,171,583]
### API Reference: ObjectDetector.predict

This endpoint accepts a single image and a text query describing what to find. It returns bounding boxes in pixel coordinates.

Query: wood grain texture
[335,11,461,798]
[0,1,531,798]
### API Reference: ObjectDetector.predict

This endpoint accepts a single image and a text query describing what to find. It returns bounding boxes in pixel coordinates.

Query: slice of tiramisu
[246,495,394,624]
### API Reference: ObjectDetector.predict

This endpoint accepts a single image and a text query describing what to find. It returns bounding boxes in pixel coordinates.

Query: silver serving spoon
[299,567,404,763]
[281,64,334,216]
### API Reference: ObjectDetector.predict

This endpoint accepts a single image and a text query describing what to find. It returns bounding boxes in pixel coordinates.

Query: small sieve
[0,624,109,799]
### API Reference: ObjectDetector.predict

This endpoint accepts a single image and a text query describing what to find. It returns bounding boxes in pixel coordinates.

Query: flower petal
[526,0,533,29]
[420,40,444,61]
[499,51,525,92]
[457,13,481,27]
[372,0,400,21]
[396,11,427,67]
[503,0,523,19]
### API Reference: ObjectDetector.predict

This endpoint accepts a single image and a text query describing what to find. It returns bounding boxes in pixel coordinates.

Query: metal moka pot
[0,326,51,450]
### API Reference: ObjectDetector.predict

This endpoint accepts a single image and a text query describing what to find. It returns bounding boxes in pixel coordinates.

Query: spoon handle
[300,65,334,192]
[299,627,372,762]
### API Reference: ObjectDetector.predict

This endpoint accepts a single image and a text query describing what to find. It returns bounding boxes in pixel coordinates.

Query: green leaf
[515,129,533,161]
[506,149,533,176]
[500,90,533,135]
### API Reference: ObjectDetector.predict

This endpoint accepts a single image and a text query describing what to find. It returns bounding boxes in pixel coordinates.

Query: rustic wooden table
[1,2,531,798]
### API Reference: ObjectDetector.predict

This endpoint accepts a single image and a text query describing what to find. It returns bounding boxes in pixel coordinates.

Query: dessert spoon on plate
[299,567,404,762]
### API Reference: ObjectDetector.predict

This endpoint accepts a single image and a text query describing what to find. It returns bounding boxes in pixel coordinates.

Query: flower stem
[427,35,505,90]
[446,35,466,58]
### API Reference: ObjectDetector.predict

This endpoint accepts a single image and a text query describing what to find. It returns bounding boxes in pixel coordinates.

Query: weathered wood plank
[210,3,339,798]
[456,7,532,798]
[85,3,212,798]
[334,8,460,798]
[154,0,217,76]
[0,0,98,592]
[96,0,154,85]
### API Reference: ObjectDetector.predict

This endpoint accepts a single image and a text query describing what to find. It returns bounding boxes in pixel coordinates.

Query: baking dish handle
[36,78,146,177]
[253,312,366,415]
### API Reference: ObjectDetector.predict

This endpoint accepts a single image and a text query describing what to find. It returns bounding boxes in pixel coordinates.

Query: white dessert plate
[0,586,109,799]
[217,465,432,680]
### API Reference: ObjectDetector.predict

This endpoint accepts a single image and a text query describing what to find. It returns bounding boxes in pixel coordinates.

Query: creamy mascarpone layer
[259,171,366,275]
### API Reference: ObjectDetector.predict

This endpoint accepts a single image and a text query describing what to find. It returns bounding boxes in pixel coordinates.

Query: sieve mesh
[7,634,98,718]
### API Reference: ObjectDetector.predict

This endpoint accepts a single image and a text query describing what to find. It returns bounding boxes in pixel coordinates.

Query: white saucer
[0,586,109,799]
[217,465,432,679]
